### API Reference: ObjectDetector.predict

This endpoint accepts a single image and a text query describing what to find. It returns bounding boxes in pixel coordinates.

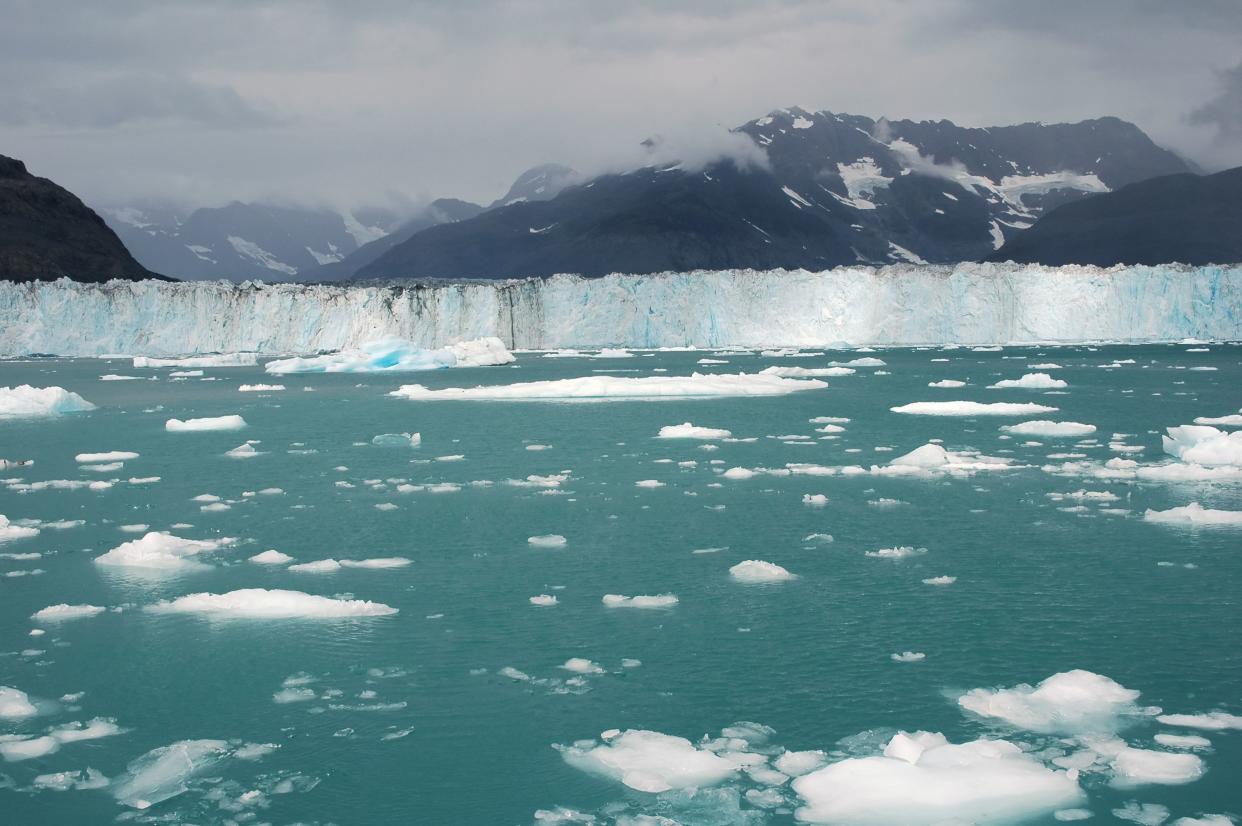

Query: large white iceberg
[792,731,1083,826]
[146,588,398,618]
[391,372,826,401]
[1162,425,1242,467]
[557,729,737,793]
[95,532,233,570]
[0,385,95,417]
[1,264,1239,355]
[264,336,514,373]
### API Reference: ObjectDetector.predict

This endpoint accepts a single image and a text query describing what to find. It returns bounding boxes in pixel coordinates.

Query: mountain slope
[987,166,1242,266]
[359,110,1193,279]
[105,201,394,281]
[0,155,162,283]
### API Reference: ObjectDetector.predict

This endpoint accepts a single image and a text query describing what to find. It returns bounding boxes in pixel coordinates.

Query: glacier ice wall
[0,263,1239,356]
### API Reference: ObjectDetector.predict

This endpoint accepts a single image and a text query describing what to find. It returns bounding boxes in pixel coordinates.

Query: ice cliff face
[0,263,1238,356]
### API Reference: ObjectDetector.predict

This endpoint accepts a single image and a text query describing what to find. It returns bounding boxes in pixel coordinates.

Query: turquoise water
[1,345,1239,825]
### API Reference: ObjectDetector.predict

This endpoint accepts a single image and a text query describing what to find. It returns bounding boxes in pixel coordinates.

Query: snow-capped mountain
[357,110,1193,279]
[989,166,1242,266]
[103,201,404,281]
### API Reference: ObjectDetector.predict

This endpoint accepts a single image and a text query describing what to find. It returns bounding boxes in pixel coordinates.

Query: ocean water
[1,344,1239,825]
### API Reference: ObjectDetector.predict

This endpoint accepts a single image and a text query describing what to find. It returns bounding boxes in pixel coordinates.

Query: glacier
[0,262,1239,356]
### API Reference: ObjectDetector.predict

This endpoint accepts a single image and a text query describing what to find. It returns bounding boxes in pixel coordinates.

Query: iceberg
[892,401,1058,416]
[391,372,826,401]
[1,264,1239,355]
[165,414,247,432]
[133,353,257,368]
[146,588,398,617]
[264,336,513,373]
[0,385,95,417]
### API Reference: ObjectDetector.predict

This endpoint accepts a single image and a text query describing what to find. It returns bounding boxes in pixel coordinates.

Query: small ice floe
[635,479,665,488]
[729,560,796,583]
[249,549,293,565]
[1002,421,1096,438]
[75,451,138,463]
[95,532,234,571]
[165,415,247,432]
[31,604,106,622]
[265,337,513,373]
[989,372,1067,389]
[929,379,966,388]
[373,432,421,447]
[529,594,558,607]
[958,669,1149,735]
[145,588,398,618]
[133,353,257,368]
[866,546,926,559]
[657,422,732,439]
[602,594,679,609]
[922,575,956,586]
[225,442,262,458]
[802,493,828,506]
[238,384,285,392]
[892,401,1058,416]
[556,729,737,793]
[1156,711,1242,730]
[1143,502,1242,526]
[528,534,568,548]
[891,651,926,662]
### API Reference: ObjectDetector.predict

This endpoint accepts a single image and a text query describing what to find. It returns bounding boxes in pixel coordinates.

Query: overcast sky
[3,0,1241,213]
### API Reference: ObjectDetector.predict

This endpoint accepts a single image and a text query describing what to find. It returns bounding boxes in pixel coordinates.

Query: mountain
[0,154,161,283]
[301,198,484,281]
[301,164,576,281]
[357,110,1193,280]
[986,166,1242,266]
[104,201,406,281]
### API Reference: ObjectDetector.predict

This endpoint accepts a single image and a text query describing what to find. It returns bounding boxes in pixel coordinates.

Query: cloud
[1188,62,1242,142]
[0,74,280,129]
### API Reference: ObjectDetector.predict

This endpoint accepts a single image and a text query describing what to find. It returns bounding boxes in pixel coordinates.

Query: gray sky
[3,0,1241,212]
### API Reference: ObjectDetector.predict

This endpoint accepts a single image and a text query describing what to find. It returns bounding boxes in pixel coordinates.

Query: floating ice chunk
[1161,426,1242,466]
[530,594,558,606]
[989,373,1067,389]
[775,750,827,777]
[558,729,737,793]
[1053,808,1094,821]
[0,515,40,543]
[829,357,886,367]
[1170,817,1235,825]
[760,365,856,377]
[100,373,140,381]
[562,658,604,675]
[885,443,1013,474]
[265,336,513,373]
[146,588,398,618]
[802,493,828,506]
[111,739,232,809]
[31,603,106,622]
[1154,733,1211,749]
[635,479,665,488]
[866,546,926,559]
[1112,801,1171,824]
[958,670,1145,734]
[273,687,315,704]
[809,416,850,424]
[95,532,232,570]
[288,559,342,573]
[372,432,421,448]
[729,560,796,583]
[891,651,926,662]
[1030,363,1063,370]
[892,401,1058,416]
[792,731,1083,826]
[657,422,733,439]
[1111,746,1204,786]
[225,443,260,458]
[928,379,966,388]
[922,576,956,585]
[32,767,111,791]
[1003,421,1096,438]
[133,353,257,368]
[238,384,285,392]
[0,735,59,761]
[341,557,411,569]
[1156,711,1242,730]
[1194,413,1242,426]
[602,594,679,609]
[0,385,96,417]
[391,372,827,401]
[165,415,247,432]
[529,534,568,548]
[0,686,38,718]
[75,450,138,463]
[50,717,124,743]
[250,549,292,564]
[1144,503,1242,526]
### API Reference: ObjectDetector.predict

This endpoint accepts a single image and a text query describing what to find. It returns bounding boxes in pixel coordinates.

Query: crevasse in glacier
[0,262,1238,356]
